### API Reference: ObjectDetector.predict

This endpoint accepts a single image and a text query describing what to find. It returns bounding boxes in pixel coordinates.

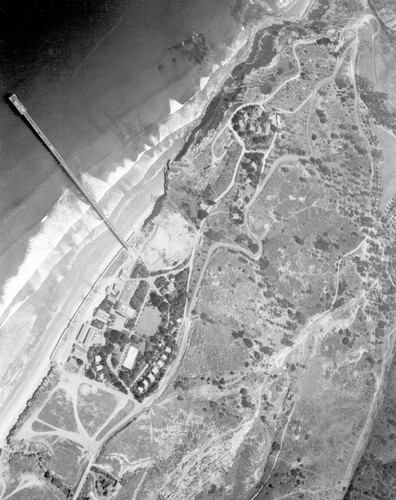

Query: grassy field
[38,388,77,433]
[77,384,118,436]
[137,306,162,337]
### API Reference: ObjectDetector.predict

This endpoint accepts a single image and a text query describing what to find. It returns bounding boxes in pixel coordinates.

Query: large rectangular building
[122,345,139,370]
[76,322,90,343]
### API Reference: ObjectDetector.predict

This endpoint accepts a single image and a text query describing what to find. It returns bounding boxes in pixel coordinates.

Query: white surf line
[0,29,248,327]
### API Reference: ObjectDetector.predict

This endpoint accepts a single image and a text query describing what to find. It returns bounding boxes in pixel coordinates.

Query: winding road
[69,31,356,500]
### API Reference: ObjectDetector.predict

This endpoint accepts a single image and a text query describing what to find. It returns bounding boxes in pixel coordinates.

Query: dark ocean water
[0,0,243,297]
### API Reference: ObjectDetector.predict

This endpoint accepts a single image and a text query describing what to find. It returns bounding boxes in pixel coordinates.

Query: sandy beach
[0,27,251,443]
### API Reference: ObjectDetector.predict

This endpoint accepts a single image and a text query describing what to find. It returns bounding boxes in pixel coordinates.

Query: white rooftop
[122,345,139,370]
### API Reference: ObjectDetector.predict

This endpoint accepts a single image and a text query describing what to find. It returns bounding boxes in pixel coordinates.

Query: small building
[161,354,168,361]
[119,280,137,305]
[143,379,149,388]
[92,331,106,346]
[157,360,164,368]
[76,322,90,343]
[106,282,121,298]
[122,345,139,370]
[152,366,159,375]
[93,308,110,324]
[95,355,101,364]
[72,343,86,355]
[199,201,209,211]
[98,295,115,313]
[137,386,144,393]
[111,312,126,331]
[97,364,103,371]
[115,302,136,318]
[167,281,176,294]
[164,347,172,354]
[148,373,155,383]
[67,356,79,368]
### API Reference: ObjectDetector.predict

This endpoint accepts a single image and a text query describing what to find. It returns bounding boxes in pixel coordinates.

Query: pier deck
[9,94,129,250]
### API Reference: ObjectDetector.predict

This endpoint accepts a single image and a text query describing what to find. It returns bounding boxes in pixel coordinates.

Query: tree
[102,343,114,355]
[150,291,164,307]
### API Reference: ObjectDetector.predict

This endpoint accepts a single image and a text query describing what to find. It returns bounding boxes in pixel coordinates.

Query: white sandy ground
[137,211,195,271]
[0,32,252,446]
[0,31,248,325]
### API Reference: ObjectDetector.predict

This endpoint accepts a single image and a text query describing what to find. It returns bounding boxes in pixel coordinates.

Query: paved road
[72,31,355,499]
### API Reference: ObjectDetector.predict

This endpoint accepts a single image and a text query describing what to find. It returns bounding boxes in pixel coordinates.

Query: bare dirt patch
[37,388,77,433]
[77,384,118,436]
[374,125,396,210]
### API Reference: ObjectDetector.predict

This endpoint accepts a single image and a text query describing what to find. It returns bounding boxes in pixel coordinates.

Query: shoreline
[0,29,250,324]
[0,29,254,445]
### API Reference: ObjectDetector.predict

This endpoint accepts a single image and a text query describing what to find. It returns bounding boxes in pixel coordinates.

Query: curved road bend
[72,32,353,499]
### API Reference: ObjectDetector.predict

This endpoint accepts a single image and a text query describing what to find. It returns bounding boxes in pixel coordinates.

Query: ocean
[0,0,247,408]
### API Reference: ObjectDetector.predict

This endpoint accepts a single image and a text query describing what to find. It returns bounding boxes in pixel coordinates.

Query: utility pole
[9,94,129,250]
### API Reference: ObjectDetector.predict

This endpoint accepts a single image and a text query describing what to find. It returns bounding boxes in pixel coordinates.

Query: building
[167,281,176,294]
[157,360,164,368]
[122,345,139,370]
[161,354,168,361]
[106,282,121,298]
[114,302,136,318]
[152,366,159,375]
[72,343,86,355]
[95,355,101,363]
[82,327,96,347]
[111,312,126,331]
[93,308,110,324]
[67,356,80,369]
[148,373,155,383]
[92,331,106,346]
[76,322,90,343]
[199,201,209,211]
[119,280,137,305]
[164,347,172,354]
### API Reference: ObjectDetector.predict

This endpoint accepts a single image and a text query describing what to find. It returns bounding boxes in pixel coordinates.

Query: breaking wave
[0,32,248,329]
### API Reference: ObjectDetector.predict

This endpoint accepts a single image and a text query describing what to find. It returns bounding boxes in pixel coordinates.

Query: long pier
[9,94,129,250]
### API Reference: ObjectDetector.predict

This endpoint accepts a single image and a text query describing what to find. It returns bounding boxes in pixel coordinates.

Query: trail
[70,24,361,499]
[330,238,366,309]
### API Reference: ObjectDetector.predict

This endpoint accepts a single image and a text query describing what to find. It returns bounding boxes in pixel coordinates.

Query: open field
[77,384,119,436]
[38,389,78,433]
[2,3,396,500]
